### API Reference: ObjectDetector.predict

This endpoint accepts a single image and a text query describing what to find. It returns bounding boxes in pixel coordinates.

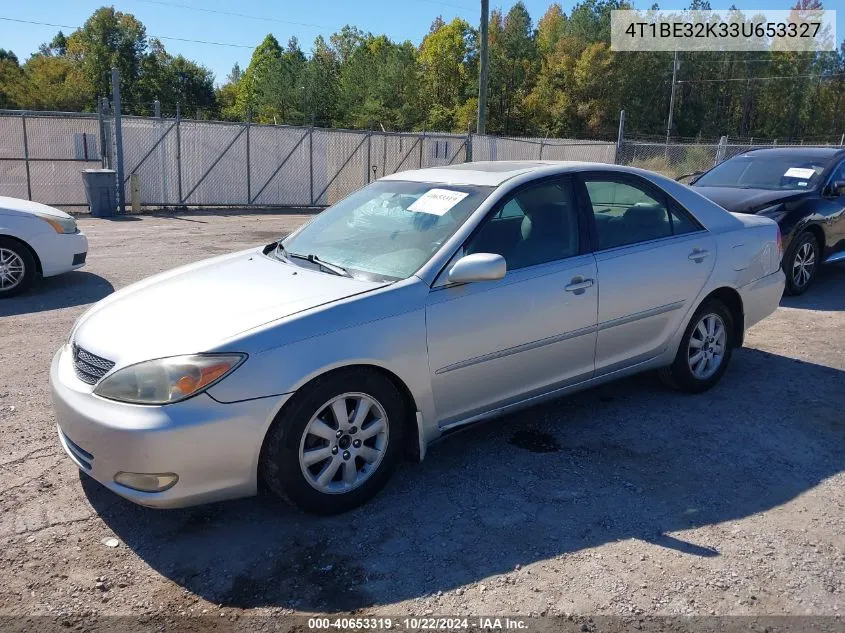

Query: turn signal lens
[93,354,246,405]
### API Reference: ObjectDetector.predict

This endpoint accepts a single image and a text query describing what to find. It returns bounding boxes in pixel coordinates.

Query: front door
[425,176,598,426]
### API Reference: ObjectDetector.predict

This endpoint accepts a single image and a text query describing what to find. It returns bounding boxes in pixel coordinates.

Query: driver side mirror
[447,253,506,284]
[828,180,845,197]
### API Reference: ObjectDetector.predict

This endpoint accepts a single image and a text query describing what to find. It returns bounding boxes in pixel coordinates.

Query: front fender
[206,299,440,448]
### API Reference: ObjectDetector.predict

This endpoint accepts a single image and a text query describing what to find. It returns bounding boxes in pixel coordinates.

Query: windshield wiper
[287,251,352,277]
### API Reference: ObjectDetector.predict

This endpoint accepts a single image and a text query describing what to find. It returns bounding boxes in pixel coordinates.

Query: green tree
[536,4,567,57]
[418,17,474,131]
[303,36,340,125]
[235,34,283,121]
[0,50,24,108]
[488,2,537,135]
[65,7,147,108]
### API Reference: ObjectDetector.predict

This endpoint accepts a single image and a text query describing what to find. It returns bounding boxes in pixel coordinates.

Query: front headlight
[34,211,77,234]
[93,354,246,405]
[757,205,788,223]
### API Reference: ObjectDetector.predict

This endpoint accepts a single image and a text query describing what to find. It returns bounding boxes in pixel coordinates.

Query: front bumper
[49,345,288,508]
[30,230,89,277]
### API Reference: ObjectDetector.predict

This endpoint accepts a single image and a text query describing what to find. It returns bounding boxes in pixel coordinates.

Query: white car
[0,197,88,297]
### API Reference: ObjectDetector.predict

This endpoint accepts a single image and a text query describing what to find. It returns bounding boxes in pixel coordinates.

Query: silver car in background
[50,162,785,514]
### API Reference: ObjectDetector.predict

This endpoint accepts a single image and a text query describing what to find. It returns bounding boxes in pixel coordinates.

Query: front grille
[59,428,93,470]
[72,344,115,385]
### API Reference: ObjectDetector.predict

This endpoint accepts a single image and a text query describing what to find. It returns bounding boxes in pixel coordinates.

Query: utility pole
[111,68,125,214]
[477,0,489,136]
[665,49,679,150]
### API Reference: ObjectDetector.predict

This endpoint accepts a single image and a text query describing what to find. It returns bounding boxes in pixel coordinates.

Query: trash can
[81,169,117,217]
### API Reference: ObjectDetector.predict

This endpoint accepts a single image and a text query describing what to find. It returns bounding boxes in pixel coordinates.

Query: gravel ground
[1,211,845,625]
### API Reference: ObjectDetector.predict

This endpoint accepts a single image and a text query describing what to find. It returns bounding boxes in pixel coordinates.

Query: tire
[259,368,405,515]
[659,299,734,394]
[0,237,37,299]
[783,231,819,296]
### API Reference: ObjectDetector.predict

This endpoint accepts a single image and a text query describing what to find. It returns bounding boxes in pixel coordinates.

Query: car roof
[380,160,627,187]
[733,147,845,160]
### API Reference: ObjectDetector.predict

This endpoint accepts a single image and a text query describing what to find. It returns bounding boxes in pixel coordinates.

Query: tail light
[776,225,783,259]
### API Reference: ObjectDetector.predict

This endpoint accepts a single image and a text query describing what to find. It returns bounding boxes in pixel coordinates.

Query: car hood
[0,196,73,219]
[692,186,810,214]
[73,248,387,366]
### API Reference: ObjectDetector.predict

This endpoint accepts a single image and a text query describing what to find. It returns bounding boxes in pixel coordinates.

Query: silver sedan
[50,162,785,514]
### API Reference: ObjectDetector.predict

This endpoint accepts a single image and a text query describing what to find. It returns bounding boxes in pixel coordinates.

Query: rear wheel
[259,368,405,515]
[659,299,734,393]
[784,231,819,296]
[0,237,36,298]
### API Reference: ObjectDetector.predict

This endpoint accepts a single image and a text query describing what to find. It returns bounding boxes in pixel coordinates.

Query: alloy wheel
[298,392,389,494]
[792,241,816,289]
[687,313,727,380]
[0,248,25,290]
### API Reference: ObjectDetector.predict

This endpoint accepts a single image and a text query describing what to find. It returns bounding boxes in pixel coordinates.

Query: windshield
[279,180,494,281]
[695,154,828,191]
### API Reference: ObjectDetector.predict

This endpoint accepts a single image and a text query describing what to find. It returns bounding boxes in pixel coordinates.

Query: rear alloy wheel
[659,299,734,393]
[784,231,819,296]
[0,238,36,298]
[260,369,405,515]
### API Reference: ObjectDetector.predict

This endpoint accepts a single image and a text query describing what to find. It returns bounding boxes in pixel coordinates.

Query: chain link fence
[472,135,616,163]
[1,108,842,211]
[616,135,845,180]
[0,111,105,206]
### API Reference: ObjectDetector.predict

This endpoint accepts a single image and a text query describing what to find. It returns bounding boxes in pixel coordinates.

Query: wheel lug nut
[343,451,351,460]
[353,439,361,448]
[336,430,343,438]
[331,446,338,455]
[349,426,357,434]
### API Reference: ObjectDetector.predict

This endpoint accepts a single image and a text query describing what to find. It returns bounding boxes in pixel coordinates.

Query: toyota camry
[50,162,784,514]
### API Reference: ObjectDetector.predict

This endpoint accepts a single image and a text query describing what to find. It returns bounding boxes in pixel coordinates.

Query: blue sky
[1,0,841,85]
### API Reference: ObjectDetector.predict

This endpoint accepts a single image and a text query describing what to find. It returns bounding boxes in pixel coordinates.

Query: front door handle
[688,248,710,262]
[565,277,594,293]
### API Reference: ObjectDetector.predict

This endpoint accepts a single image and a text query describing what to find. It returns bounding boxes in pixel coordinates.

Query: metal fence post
[466,129,473,162]
[714,135,728,165]
[245,118,251,204]
[97,97,106,169]
[419,128,425,168]
[176,102,183,204]
[615,110,626,164]
[111,68,125,214]
[309,116,314,205]
[21,113,32,201]
[366,131,372,183]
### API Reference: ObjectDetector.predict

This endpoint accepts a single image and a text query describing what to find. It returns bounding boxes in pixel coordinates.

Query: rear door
[575,172,716,375]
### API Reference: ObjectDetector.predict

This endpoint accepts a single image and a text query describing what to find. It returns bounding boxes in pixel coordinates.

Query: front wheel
[0,237,36,298]
[783,231,819,296]
[259,369,405,515]
[659,299,734,393]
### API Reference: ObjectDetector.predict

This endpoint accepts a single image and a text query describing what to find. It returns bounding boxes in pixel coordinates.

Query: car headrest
[521,204,568,240]
[623,204,666,227]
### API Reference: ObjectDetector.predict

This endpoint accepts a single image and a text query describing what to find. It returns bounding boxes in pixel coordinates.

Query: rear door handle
[565,277,594,293]
[688,248,710,262]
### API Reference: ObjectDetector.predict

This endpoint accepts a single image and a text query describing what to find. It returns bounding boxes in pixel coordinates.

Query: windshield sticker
[784,167,816,179]
[408,189,469,216]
